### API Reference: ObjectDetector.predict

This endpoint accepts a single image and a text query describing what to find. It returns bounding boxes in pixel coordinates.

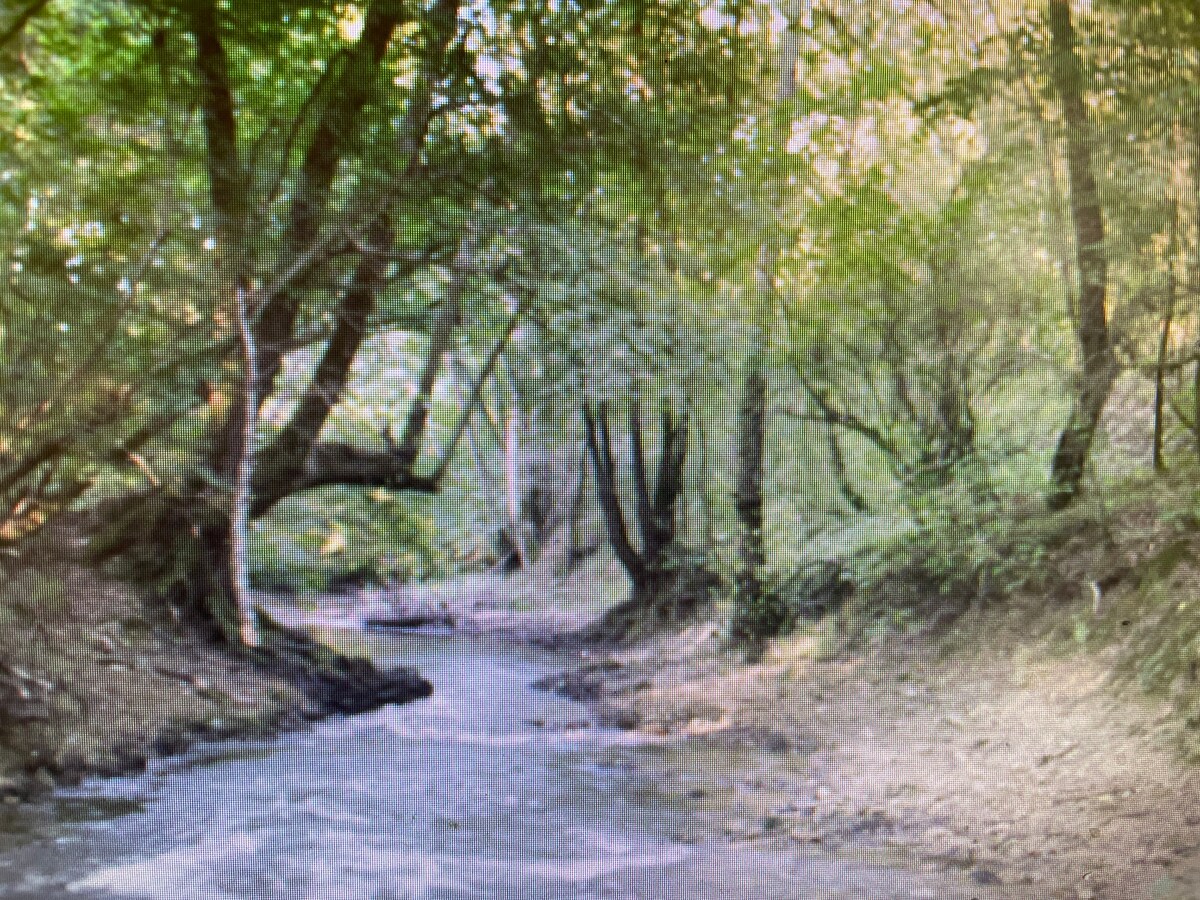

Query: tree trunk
[582,402,646,583]
[731,3,799,644]
[1153,203,1179,472]
[189,5,257,644]
[732,360,775,641]
[230,283,262,647]
[561,442,591,575]
[694,410,716,551]
[183,2,471,644]
[1046,0,1117,509]
[581,400,702,636]
[503,403,533,569]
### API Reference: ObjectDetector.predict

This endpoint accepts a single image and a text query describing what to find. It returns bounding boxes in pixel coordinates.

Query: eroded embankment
[0,557,430,800]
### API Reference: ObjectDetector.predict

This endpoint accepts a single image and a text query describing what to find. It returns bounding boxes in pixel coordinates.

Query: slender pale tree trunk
[499,346,536,569]
[504,404,533,569]
[230,283,262,647]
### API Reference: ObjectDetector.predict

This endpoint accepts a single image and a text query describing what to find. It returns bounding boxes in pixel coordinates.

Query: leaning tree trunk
[172,1,471,645]
[1046,0,1117,509]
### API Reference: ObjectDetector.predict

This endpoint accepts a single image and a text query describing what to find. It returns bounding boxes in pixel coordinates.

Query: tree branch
[0,0,50,51]
[253,217,397,500]
[426,312,521,484]
[392,221,479,473]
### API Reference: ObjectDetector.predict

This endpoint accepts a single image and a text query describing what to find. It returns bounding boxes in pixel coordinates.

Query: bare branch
[426,312,521,484]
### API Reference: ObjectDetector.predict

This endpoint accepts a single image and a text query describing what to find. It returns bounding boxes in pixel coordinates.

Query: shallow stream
[0,633,1008,898]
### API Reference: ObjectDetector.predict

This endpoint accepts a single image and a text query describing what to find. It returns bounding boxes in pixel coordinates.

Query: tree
[582,399,712,633]
[0,0,754,639]
[1044,0,1118,507]
[730,0,800,644]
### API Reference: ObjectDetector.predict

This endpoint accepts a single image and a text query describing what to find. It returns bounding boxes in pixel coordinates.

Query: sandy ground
[549,614,1200,900]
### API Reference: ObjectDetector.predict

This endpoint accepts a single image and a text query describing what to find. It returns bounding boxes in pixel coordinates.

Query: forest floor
[357,555,1200,900]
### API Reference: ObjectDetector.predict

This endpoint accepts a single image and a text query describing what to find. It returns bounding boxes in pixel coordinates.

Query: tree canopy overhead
[4,0,1200,643]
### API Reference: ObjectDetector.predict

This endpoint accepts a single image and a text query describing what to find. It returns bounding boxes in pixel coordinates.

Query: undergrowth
[803,470,1200,755]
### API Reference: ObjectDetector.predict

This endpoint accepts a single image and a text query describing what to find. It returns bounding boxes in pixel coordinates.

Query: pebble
[969,867,1002,885]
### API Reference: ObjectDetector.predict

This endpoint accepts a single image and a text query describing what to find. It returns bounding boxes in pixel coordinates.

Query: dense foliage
[4,0,1200,645]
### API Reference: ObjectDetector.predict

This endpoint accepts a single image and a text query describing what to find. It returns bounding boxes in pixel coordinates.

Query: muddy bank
[541,613,1200,900]
[0,558,430,801]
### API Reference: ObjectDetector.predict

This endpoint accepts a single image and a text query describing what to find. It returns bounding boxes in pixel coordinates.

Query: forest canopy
[1,0,1197,645]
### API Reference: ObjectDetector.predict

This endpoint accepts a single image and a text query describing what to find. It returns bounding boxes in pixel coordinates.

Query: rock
[53,747,91,784]
[151,725,192,757]
[970,868,1003,886]
[532,669,607,701]
[106,742,149,776]
[301,658,432,715]
[595,704,641,730]
[0,774,32,800]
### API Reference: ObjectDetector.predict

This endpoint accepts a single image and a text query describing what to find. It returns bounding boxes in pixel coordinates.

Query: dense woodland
[3,0,1200,653]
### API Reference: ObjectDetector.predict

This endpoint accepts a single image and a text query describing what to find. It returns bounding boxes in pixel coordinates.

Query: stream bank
[0,631,1013,899]
[548,609,1200,900]
[9,542,1200,897]
[0,553,430,802]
